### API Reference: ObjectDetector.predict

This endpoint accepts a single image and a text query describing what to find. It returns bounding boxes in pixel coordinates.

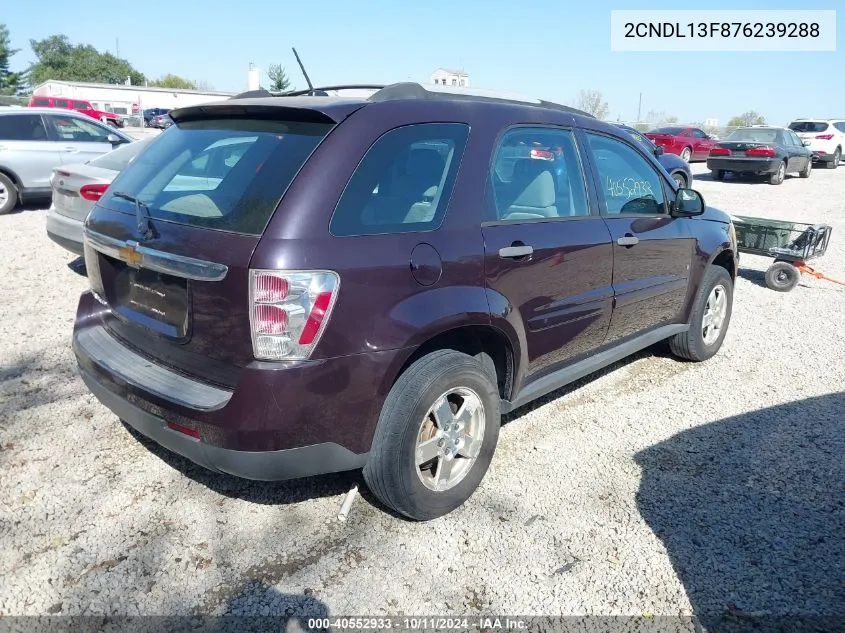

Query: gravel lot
[1,160,843,626]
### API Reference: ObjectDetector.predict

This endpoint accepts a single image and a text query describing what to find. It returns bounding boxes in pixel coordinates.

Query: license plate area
[103,255,190,339]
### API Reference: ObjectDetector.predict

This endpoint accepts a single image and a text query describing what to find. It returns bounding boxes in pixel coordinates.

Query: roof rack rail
[230,85,385,100]
[366,82,596,118]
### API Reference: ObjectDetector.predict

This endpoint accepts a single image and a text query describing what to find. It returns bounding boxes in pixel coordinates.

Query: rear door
[43,113,123,163]
[0,113,65,192]
[580,129,694,344]
[482,125,614,381]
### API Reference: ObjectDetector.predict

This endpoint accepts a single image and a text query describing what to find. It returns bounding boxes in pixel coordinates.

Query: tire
[827,148,840,169]
[799,157,812,178]
[363,349,500,521]
[668,265,733,362]
[680,147,692,162]
[671,172,687,188]
[765,261,800,292]
[0,172,18,215]
[769,160,786,185]
[711,169,725,181]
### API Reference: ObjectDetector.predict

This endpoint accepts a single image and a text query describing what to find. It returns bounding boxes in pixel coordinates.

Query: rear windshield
[726,128,782,144]
[101,118,332,235]
[88,139,151,171]
[650,127,684,135]
[789,121,828,133]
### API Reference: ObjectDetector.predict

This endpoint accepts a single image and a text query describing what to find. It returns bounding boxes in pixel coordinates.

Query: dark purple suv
[73,83,738,520]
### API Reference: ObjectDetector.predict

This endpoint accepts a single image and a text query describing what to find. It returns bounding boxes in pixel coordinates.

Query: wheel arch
[0,165,22,191]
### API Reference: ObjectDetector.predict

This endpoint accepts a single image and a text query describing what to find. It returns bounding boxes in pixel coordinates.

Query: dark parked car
[707,126,813,185]
[615,124,693,188]
[143,108,171,126]
[73,83,738,520]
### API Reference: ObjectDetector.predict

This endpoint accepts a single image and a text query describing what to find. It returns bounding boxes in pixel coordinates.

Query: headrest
[510,158,556,208]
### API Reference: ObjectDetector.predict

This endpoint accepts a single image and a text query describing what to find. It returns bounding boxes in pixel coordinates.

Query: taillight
[80,183,109,201]
[815,134,834,140]
[745,147,777,157]
[249,270,340,361]
[710,147,731,156]
[529,148,554,160]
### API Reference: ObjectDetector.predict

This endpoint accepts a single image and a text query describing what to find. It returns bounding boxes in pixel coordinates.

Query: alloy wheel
[415,387,485,492]
[702,284,728,346]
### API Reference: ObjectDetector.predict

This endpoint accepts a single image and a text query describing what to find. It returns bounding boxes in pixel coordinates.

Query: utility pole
[116,38,120,58]
[636,92,642,123]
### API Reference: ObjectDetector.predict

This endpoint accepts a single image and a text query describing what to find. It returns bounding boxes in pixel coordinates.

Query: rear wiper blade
[112,191,154,240]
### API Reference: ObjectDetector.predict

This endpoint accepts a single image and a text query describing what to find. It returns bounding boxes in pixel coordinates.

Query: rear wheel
[765,261,800,292]
[0,173,18,215]
[769,160,786,185]
[827,148,841,169]
[363,349,500,521]
[669,266,733,362]
[799,157,812,178]
[680,147,692,162]
[711,169,725,181]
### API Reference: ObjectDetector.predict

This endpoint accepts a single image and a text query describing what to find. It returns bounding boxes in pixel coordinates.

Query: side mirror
[653,145,665,156]
[802,140,811,147]
[672,188,705,217]
[106,133,123,145]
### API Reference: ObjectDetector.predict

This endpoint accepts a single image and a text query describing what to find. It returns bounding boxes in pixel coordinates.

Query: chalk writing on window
[606,177,654,200]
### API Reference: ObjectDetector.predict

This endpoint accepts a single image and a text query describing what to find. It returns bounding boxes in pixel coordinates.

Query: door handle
[499,244,534,259]
[617,235,639,247]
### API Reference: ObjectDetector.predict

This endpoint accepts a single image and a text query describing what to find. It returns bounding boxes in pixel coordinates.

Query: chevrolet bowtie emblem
[118,244,143,267]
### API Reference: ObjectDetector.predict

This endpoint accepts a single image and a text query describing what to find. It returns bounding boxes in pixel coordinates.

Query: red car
[645,126,716,162]
[28,96,124,128]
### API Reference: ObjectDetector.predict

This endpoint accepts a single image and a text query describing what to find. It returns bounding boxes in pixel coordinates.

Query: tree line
[0,24,218,94]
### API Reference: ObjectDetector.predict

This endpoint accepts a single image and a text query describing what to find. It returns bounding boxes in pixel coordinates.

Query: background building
[430,68,470,87]
[31,80,235,118]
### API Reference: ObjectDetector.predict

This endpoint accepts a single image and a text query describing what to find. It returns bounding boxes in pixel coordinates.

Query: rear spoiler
[230,85,385,100]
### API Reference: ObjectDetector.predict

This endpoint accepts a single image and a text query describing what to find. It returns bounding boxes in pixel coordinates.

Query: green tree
[575,89,608,120]
[148,73,197,90]
[727,110,766,127]
[26,35,146,87]
[0,24,22,95]
[267,64,292,92]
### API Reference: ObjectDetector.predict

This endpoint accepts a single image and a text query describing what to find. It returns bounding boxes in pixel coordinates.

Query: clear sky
[3,0,842,126]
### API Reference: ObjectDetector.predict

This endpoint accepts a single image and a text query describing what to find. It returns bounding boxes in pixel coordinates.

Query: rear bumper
[46,207,84,255]
[811,151,836,163]
[71,292,409,480]
[706,157,778,173]
[79,366,366,480]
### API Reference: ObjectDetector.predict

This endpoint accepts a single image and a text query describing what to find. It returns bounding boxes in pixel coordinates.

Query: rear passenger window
[32,97,49,106]
[0,114,48,141]
[329,123,469,237]
[489,127,589,221]
[585,133,667,216]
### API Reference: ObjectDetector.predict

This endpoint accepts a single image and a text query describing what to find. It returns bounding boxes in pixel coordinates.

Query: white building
[705,117,719,128]
[430,68,470,88]
[31,80,235,117]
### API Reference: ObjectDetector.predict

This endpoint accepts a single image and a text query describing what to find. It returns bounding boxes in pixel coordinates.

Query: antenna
[292,47,314,92]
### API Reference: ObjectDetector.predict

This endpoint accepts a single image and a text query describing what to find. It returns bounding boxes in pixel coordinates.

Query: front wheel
[363,350,500,521]
[669,265,733,362]
[765,261,800,292]
[672,172,687,188]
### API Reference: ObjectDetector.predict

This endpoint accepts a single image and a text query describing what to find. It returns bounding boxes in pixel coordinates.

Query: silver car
[0,107,134,215]
[46,138,152,255]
